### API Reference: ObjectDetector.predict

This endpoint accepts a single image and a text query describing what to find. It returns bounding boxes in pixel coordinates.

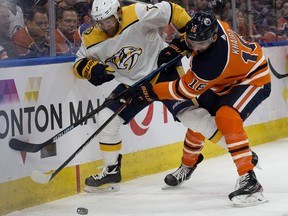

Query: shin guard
[215,106,254,175]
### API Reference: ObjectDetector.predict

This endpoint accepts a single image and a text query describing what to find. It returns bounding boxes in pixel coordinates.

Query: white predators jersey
[75,2,189,86]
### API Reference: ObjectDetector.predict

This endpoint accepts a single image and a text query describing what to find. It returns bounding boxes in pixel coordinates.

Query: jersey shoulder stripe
[170,2,191,31]
[121,4,139,30]
[82,4,139,49]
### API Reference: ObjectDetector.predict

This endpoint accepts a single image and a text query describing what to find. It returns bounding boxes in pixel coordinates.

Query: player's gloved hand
[123,82,158,107]
[157,37,184,67]
[88,62,115,86]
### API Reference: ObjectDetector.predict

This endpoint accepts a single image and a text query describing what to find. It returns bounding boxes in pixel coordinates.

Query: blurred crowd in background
[0,0,287,60]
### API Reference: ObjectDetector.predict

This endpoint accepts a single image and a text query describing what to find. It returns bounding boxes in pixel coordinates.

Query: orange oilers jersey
[12,27,49,57]
[153,20,271,100]
[55,28,81,55]
[12,27,34,56]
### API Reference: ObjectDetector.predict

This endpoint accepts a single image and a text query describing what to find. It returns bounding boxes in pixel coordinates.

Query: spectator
[236,9,250,39]
[276,0,288,34]
[220,1,232,25]
[78,15,92,37]
[12,6,49,57]
[57,0,78,8]
[279,0,288,19]
[275,0,284,18]
[251,0,274,35]
[55,6,81,55]
[258,26,288,42]
[277,17,287,30]
[236,9,260,41]
[74,1,90,25]
[276,0,288,30]
[236,0,246,12]
[17,0,48,16]
[259,31,277,42]
[180,0,192,11]
[77,0,93,37]
[211,0,232,27]
[0,0,24,37]
[210,0,225,14]
[188,0,209,17]
[0,3,17,59]
[56,0,90,27]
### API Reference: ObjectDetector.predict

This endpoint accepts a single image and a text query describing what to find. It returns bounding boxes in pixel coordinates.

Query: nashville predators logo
[105,46,142,70]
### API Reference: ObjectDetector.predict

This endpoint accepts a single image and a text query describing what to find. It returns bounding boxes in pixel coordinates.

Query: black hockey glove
[157,37,190,68]
[123,82,158,107]
[88,62,115,86]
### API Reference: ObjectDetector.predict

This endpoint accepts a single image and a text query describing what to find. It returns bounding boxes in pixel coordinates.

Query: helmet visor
[185,36,213,51]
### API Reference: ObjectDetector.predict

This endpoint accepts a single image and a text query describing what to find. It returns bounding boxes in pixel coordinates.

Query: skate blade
[161,183,184,190]
[255,162,262,170]
[161,185,176,190]
[84,183,120,193]
[231,192,268,207]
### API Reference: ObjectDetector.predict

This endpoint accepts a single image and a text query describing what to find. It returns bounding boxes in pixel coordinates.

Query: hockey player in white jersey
[73,0,218,192]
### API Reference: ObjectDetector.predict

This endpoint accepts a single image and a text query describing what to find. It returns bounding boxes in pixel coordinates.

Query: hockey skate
[162,154,204,189]
[229,170,268,207]
[251,151,262,169]
[84,154,122,193]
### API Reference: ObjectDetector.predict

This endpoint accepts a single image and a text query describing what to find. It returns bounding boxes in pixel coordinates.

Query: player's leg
[215,83,271,206]
[85,84,153,192]
[84,106,124,192]
[161,93,209,187]
[164,129,204,186]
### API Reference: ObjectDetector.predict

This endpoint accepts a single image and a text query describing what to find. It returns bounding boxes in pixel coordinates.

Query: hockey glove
[88,62,115,86]
[157,37,191,68]
[74,58,115,86]
[123,82,158,107]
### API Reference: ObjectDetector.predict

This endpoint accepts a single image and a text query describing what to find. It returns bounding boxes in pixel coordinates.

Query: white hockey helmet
[91,0,121,21]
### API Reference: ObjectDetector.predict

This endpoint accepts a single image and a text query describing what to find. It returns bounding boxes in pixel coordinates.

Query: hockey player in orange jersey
[73,0,223,194]
[128,11,271,207]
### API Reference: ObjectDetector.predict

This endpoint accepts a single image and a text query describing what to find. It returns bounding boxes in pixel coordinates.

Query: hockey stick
[268,58,288,79]
[31,99,130,184]
[31,50,189,184]
[9,50,188,153]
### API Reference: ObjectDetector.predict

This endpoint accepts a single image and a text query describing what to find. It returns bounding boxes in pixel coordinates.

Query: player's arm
[169,2,191,32]
[73,46,115,86]
[136,1,190,30]
[125,70,210,105]
[153,70,203,100]
[156,3,192,67]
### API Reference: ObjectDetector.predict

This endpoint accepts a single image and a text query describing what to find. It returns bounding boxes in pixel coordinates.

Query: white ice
[6,138,288,216]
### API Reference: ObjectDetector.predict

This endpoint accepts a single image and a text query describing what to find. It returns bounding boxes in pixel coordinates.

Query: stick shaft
[30,50,188,183]
[49,100,129,182]
[9,51,187,152]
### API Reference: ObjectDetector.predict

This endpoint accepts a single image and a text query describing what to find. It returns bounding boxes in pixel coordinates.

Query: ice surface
[6,138,288,216]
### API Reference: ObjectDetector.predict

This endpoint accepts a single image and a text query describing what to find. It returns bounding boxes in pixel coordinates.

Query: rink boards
[1,45,288,215]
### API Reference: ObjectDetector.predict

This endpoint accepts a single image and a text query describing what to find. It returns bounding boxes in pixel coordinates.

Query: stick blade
[9,138,43,152]
[31,170,51,184]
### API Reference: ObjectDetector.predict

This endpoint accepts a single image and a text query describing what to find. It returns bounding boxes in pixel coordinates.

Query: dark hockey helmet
[186,11,218,42]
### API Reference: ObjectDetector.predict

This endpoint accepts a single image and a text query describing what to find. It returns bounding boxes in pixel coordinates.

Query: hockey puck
[77,207,88,215]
